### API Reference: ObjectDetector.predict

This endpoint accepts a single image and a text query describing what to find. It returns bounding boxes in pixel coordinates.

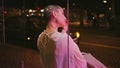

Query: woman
[37,5,87,68]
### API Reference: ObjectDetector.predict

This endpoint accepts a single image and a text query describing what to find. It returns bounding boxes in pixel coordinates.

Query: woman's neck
[46,22,58,33]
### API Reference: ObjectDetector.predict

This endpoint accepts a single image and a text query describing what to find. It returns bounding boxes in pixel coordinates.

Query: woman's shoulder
[39,30,68,41]
[51,32,68,41]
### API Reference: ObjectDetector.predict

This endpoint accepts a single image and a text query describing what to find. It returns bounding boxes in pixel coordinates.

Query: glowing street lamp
[108,7,112,11]
[103,0,107,4]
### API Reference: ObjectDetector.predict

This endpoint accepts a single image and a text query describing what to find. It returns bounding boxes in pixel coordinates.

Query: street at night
[0,0,120,68]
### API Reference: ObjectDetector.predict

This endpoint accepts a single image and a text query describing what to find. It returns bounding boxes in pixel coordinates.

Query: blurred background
[0,0,120,68]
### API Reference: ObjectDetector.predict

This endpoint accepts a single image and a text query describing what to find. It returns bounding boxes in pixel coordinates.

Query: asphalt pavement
[79,27,120,47]
[79,27,120,68]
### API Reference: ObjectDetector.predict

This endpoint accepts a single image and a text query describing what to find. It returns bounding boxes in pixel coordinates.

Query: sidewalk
[0,43,41,68]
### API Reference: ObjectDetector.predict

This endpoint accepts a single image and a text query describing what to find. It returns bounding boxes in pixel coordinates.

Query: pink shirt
[37,30,87,68]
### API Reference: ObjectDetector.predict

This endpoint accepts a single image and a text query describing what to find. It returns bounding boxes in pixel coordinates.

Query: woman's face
[56,8,67,27]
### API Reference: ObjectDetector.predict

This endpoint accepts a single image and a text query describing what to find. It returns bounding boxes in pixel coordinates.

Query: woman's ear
[52,11,57,18]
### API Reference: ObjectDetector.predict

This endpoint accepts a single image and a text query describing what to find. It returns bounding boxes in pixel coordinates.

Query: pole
[67,0,69,68]
[2,0,5,45]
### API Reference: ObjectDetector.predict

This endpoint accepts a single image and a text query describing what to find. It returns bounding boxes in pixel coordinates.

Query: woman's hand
[63,20,69,32]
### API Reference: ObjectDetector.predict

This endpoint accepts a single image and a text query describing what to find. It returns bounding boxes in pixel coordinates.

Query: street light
[108,7,112,11]
[103,0,107,4]
[2,0,5,45]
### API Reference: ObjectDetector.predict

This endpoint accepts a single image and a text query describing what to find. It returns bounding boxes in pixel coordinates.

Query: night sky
[1,0,108,8]
[2,0,120,15]
[3,0,101,8]
[4,0,67,8]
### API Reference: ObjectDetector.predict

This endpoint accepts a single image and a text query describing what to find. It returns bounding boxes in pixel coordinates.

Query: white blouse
[37,30,87,68]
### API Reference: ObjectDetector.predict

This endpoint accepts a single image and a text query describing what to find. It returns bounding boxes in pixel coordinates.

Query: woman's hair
[44,5,62,21]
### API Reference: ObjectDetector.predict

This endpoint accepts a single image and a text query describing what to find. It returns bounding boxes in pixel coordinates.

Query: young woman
[37,5,87,68]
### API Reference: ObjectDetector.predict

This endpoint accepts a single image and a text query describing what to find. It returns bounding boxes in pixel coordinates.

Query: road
[80,43,120,68]
[79,28,120,47]
[79,28,120,68]
[0,28,120,68]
